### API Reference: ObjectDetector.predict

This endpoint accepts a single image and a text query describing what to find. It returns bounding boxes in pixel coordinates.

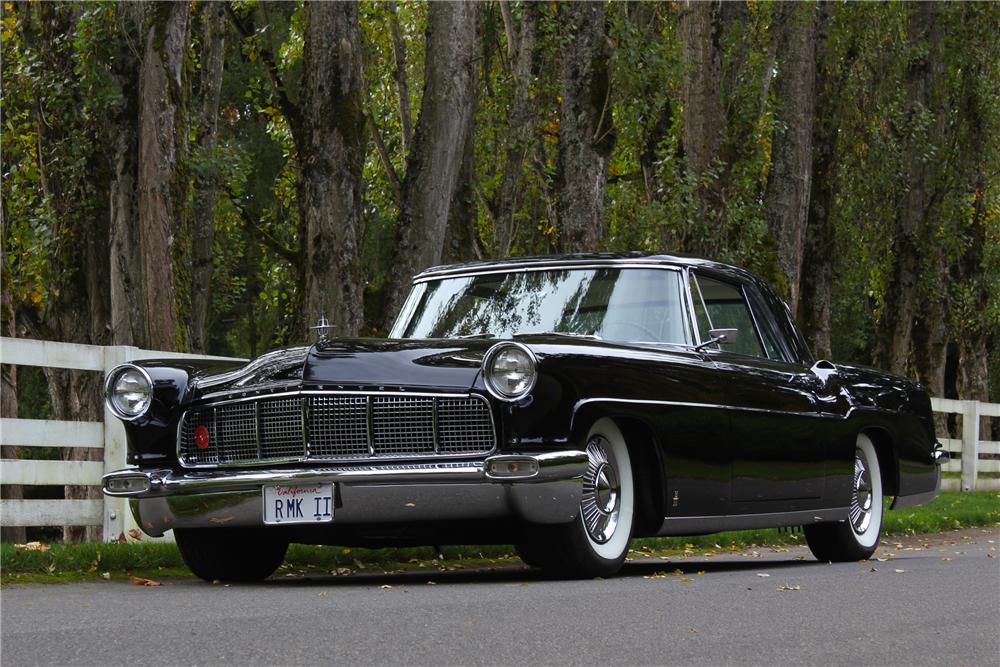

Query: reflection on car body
[103,253,945,581]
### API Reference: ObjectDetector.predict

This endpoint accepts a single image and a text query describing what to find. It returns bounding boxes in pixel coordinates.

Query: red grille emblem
[194,425,210,449]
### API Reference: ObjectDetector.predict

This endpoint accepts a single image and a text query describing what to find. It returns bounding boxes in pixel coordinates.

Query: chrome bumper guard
[103,451,588,536]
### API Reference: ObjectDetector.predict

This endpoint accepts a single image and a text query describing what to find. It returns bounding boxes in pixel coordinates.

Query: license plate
[262,483,334,525]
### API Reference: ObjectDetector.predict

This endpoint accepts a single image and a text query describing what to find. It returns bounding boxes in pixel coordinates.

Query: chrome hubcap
[850,448,873,535]
[581,436,621,544]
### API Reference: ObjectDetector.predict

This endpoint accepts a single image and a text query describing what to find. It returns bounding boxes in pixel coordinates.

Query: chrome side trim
[571,397,848,422]
[657,507,850,535]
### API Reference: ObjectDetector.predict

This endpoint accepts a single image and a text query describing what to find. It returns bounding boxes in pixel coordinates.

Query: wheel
[519,418,635,578]
[804,433,884,562]
[174,528,288,582]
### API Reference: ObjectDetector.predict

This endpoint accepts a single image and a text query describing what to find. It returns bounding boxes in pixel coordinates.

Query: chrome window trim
[411,262,684,284]
[177,390,498,470]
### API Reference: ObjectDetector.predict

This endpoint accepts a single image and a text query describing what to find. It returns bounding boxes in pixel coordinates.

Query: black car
[102,253,946,581]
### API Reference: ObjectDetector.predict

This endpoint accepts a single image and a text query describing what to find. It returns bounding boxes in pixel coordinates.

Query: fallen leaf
[100,572,111,580]
[427,581,437,585]
[318,592,327,597]
[697,571,705,576]
[127,528,143,541]
[776,584,801,592]
[894,569,906,573]
[380,584,393,589]
[129,576,161,587]
[757,573,770,577]
[941,557,952,561]
[679,577,692,583]
[13,542,49,552]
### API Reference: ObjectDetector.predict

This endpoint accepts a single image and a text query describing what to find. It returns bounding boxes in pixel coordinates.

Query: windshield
[390,267,695,345]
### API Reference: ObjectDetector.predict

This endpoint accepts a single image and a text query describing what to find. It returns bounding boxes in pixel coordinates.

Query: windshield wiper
[454,332,496,339]
[514,331,603,340]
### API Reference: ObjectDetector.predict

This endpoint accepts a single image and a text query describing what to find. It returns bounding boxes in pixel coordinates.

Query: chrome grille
[178,393,496,468]
[308,395,369,458]
[372,396,435,455]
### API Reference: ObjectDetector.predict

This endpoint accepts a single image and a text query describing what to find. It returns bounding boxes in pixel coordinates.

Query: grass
[3,491,997,585]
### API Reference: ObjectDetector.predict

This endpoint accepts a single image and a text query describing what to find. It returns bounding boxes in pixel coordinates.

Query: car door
[689,270,835,510]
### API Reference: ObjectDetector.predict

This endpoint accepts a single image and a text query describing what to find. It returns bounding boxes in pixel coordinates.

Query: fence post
[960,400,980,492]
[101,345,140,540]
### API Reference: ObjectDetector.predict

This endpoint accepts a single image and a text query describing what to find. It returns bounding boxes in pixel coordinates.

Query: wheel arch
[570,404,665,538]
[860,426,899,498]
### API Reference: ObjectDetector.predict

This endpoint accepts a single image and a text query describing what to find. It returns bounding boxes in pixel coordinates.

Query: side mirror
[696,328,738,352]
[709,328,738,345]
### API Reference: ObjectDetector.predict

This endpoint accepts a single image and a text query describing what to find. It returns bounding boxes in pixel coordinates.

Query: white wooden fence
[932,397,1000,492]
[0,337,243,541]
[0,337,997,541]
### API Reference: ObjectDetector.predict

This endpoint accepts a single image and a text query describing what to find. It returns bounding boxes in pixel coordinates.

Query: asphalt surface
[2,527,998,667]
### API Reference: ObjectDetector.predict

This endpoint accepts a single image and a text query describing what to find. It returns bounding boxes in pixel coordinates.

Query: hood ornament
[311,316,335,341]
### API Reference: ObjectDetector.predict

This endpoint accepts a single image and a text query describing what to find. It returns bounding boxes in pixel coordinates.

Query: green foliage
[1,1,997,401]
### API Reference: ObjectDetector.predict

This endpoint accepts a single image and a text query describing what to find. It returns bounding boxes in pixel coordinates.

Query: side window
[690,274,768,358]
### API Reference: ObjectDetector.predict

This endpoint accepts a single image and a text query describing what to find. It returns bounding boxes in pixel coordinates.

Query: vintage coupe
[102,254,946,581]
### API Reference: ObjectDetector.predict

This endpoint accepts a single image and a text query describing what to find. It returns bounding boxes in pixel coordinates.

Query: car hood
[304,338,493,391]
[194,339,495,396]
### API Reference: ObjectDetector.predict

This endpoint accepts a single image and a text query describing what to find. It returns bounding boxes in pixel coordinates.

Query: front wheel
[516,418,635,578]
[175,528,288,582]
[804,433,884,562]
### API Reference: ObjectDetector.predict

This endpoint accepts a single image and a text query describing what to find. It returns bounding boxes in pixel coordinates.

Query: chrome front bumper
[103,451,588,537]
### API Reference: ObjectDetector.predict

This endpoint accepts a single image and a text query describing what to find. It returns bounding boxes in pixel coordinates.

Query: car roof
[413,252,752,282]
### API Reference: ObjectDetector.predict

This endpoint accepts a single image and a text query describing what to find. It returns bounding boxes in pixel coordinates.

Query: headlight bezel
[104,363,154,421]
[482,342,538,401]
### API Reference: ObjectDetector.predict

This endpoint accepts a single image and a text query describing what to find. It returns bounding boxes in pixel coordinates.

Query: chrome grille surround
[177,391,496,468]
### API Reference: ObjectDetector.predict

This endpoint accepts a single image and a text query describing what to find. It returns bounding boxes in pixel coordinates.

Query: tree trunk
[300,2,367,338]
[954,58,992,439]
[797,3,839,359]
[138,1,189,352]
[1,234,26,544]
[555,0,613,253]
[874,3,943,377]
[18,2,113,542]
[441,124,479,266]
[190,2,226,353]
[676,0,724,256]
[383,1,480,326]
[763,2,818,314]
[493,1,537,258]
[108,2,145,347]
[387,1,413,158]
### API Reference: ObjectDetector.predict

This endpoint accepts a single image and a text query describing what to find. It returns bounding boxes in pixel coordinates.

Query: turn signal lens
[484,342,537,400]
[486,458,539,478]
[105,365,153,420]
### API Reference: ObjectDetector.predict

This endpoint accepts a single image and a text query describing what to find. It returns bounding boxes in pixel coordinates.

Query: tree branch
[224,2,303,150]
[366,111,404,204]
[387,1,413,156]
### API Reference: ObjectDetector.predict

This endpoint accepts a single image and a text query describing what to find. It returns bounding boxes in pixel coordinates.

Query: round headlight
[484,342,537,400]
[105,365,153,420]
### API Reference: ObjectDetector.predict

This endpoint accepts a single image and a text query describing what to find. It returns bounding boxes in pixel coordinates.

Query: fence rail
[931,397,1000,492]
[0,337,997,541]
[0,337,242,540]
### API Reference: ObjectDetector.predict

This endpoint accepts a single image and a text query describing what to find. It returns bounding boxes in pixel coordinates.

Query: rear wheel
[516,418,635,578]
[175,528,288,582]
[804,433,883,562]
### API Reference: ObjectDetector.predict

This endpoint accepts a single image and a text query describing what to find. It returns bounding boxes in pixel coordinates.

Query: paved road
[2,527,997,666]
